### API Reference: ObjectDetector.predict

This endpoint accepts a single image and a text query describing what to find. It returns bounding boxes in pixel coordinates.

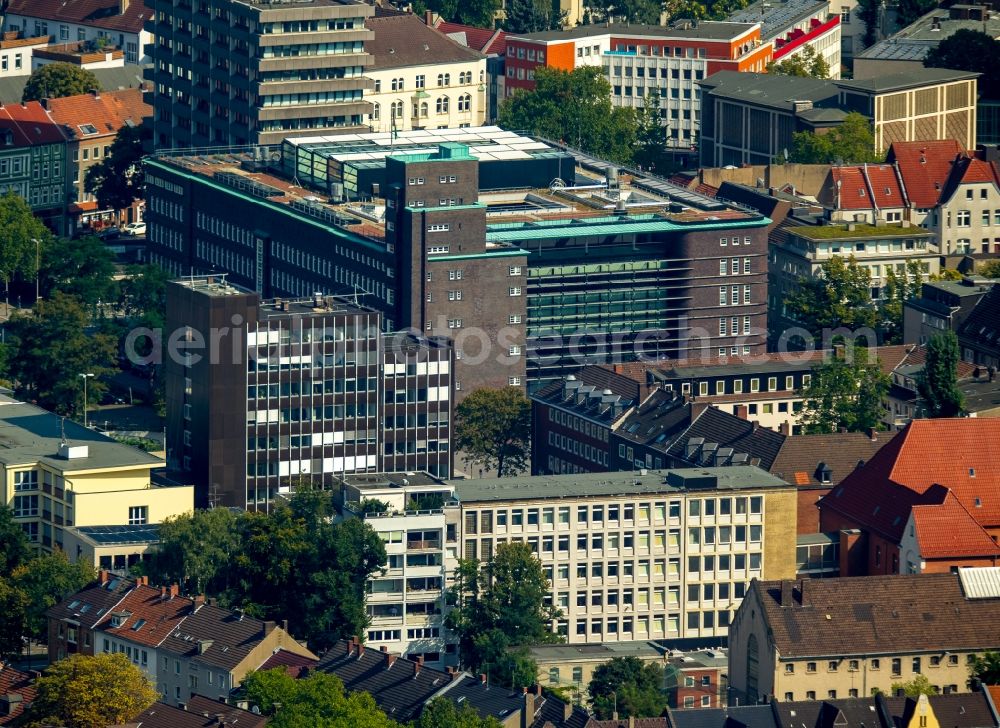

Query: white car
[123,221,146,236]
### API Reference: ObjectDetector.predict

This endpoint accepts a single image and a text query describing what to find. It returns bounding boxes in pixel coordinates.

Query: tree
[498,66,637,164]
[0,505,30,575]
[242,669,400,728]
[418,697,505,728]
[118,263,171,327]
[767,45,830,78]
[970,652,1000,686]
[412,0,502,28]
[23,653,158,728]
[879,259,923,343]
[978,260,1000,279]
[895,0,936,29]
[589,656,665,719]
[932,268,963,281]
[889,674,937,698]
[446,542,562,678]
[784,255,878,345]
[505,0,563,33]
[798,345,889,433]
[0,191,50,304]
[38,235,117,309]
[592,0,664,23]
[3,292,116,415]
[84,123,152,218]
[455,387,531,477]
[925,30,1000,99]
[146,507,240,595]
[0,579,29,660]
[11,550,94,641]
[917,331,964,418]
[634,92,672,172]
[787,113,882,164]
[856,0,881,49]
[22,63,100,103]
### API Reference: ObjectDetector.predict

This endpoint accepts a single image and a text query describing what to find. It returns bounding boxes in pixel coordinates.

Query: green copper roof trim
[429,248,527,261]
[405,203,486,212]
[485,215,771,242]
[146,159,388,254]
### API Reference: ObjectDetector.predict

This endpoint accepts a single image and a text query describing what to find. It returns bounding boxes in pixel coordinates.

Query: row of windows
[719,316,752,336]
[687,374,810,397]
[549,431,609,466]
[718,285,752,305]
[720,257,752,275]
[548,407,610,442]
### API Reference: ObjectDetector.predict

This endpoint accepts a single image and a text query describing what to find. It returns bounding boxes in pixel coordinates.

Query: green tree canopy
[39,235,117,308]
[117,263,171,327]
[970,652,1000,686]
[784,255,878,345]
[455,387,531,477]
[889,674,937,697]
[505,0,564,33]
[498,66,637,164]
[977,260,1000,279]
[917,331,964,418]
[767,45,830,78]
[22,63,100,103]
[787,113,882,164]
[925,30,1000,99]
[0,505,30,575]
[592,0,664,23]
[3,292,116,415]
[634,92,673,172]
[0,191,51,301]
[798,345,889,433]
[23,653,158,728]
[10,550,94,641]
[589,656,665,719]
[446,542,561,681]
[242,669,400,728]
[84,123,152,216]
[880,259,924,343]
[418,697,505,728]
[412,0,502,28]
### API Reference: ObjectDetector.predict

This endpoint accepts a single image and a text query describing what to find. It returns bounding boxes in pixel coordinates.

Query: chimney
[386,652,397,668]
[735,404,748,420]
[480,673,488,686]
[424,9,435,25]
[40,97,48,109]
[98,570,110,585]
[262,620,276,637]
[867,427,877,441]
[780,580,793,606]
[799,579,808,606]
[380,645,388,653]
[779,422,791,436]
[192,594,204,608]
[137,575,148,586]
[629,717,636,728]
[119,0,130,13]
[168,584,179,599]
[346,639,354,657]
[160,585,169,600]
[523,691,535,728]
[414,656,423,676]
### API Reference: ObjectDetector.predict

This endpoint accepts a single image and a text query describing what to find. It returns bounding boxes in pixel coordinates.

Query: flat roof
[452,466,789,503]
[787,222,935,240]
[525,641,668,661]
[925,279,995,297]
[858,7,1000,60]
[71,524,161,545]
[484,211,768,242]
[699,71,840,110]
[0,400,163,471]
[508,20,757,42]
[339,472,448,490]
[727,0,828,40]
[834,68,979,93]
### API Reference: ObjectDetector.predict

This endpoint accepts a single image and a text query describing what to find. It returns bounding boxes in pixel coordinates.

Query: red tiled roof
[829,164,906,211]
[46,88,149,140]
[6,0,148,34]
[95,584,194,647]
[0,664,35,725]
[887,139,965,208]
[864,163,906,208]
[366,14,483,71]
[819,419,1000,548]
[988,686,1000,711]
[0,101,66,146]
[911,491,1000,558]
[876,343,977,379]
[435,20,507,55]
[831,167,872,210]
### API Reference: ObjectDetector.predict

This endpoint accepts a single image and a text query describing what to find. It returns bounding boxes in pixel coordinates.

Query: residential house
[364,14,486,134]
[876,343,978,429]
[427,14,506,121]
[958,283,1000,369]
[903,278,995,345]
[31,40,126,72]
[665,648,728,709]
[0,663,35,725]
[0,32,49,77]
[47,573,317,707]
[335,472,458,667]
[124,697,267,728]
[62,524,162,574]
[0,397,193,551]
[728,570,1000,703]
[0,100,67,233]
[455,467,797,644]
[817,419,1000,577]
[700,69,979,167]
[3,0,152,65]
[525,641,669,700]
[46,88,149,232]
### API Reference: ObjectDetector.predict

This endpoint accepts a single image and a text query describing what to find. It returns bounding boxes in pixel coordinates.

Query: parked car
[123,222,147,236]
[98,226,121,241]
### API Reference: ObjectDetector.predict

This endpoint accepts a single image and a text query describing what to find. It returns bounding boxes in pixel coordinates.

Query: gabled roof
[46,88,149,141]
[667,705,777,728]
[0,101,66,146]
[830,167,874,210]
[6,0,149,34]
[752,572,1000,658]
[45,572,132,628]
[886,139,965,208]
[256,648,318,678]
[315,641,454,722]
[875,343,977,380]
[911,490,1000,559]
[959,284,1000,356]
[366,14,484,71]
[127,698,266,728]
[817,419,1000,545]
[612,390,693,450]
[883,693,997,728]
[0,663,35,725]
[435,20,507,55]
[772,699,885,728]
[666,406,786,469]
[939,155,1000,205]
[532,366,643,426]
[770,431,887,489]
[94,583,193,648]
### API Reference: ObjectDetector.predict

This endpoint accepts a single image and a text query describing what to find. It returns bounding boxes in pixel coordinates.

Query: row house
[0,100,67,233]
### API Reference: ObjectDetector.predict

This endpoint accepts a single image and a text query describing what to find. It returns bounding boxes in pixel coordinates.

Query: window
[957,210,971,226]
[128,506,148,525]
[806,662,817,673]
[720,286,727,305]
[892,658,902,676]
[509,287,522,296]
[785,663,794,674]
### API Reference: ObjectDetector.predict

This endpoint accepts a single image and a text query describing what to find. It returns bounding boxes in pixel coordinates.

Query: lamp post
[78,373,94,427]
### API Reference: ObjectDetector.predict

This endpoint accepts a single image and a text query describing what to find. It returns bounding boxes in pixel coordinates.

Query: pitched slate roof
[772,698,886,728]
[445,676,526,721]
[770,431,887,489]
[886,140,965,208]
[0,664,35,725]
[883,693,997,728]
[959,284,1000,357]
[667,705,778,728]
[532,366,644,426]
[435,20,507,55]
[46,88,149,140]
[6,0,149,34]
[910,491,1000,559]
[613,390,694,450]
[666,406,786,469]
[128,698,266,728]
[366,14,484,71]
[751,572,1000,658]
[0,101,66,146]
[46,572,132,628]
[256,648,319,678]
[817,419,1000,545]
